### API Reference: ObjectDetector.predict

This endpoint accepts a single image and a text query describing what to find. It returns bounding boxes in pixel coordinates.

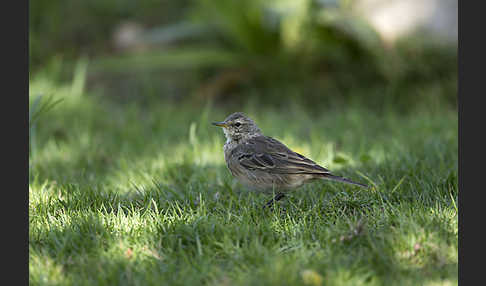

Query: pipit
[212,112,368,209]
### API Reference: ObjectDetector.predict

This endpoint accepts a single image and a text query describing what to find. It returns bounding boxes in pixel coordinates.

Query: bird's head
[212,112,262,142]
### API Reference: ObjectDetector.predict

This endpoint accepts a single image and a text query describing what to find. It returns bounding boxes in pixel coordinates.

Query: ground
[29,70,458,285]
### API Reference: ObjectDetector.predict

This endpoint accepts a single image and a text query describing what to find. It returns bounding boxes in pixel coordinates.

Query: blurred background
[29,0,458,187]
[29,0,457,112]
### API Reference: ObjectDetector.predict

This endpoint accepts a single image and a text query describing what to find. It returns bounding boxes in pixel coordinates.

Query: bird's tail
[320,173,368,188]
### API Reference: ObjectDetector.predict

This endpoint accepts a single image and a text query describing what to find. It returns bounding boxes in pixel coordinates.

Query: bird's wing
[232,136,331,175]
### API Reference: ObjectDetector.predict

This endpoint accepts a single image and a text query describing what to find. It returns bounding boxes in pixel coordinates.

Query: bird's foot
[262,193,286,211]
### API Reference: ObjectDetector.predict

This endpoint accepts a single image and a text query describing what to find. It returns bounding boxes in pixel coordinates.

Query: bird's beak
[212,121,227,127]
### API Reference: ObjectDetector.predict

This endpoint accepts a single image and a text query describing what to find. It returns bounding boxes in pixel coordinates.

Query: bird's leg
[263,192,286,210]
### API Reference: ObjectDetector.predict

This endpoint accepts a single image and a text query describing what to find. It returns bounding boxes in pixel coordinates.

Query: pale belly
[227,161,314,193]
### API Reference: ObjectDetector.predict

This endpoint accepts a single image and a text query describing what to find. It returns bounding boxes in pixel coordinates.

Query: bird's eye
[234,122,241,127]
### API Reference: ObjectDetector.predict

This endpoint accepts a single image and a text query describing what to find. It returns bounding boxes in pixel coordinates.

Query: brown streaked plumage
[212,112,368,208]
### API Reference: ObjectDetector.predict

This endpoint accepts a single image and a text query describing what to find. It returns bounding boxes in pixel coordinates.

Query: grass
[29,69,458,285]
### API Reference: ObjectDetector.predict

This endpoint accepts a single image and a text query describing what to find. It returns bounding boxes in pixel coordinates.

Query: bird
[212,112,368,209]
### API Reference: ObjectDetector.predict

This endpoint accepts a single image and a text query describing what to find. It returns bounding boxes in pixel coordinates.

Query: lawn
[29,68,458,285]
